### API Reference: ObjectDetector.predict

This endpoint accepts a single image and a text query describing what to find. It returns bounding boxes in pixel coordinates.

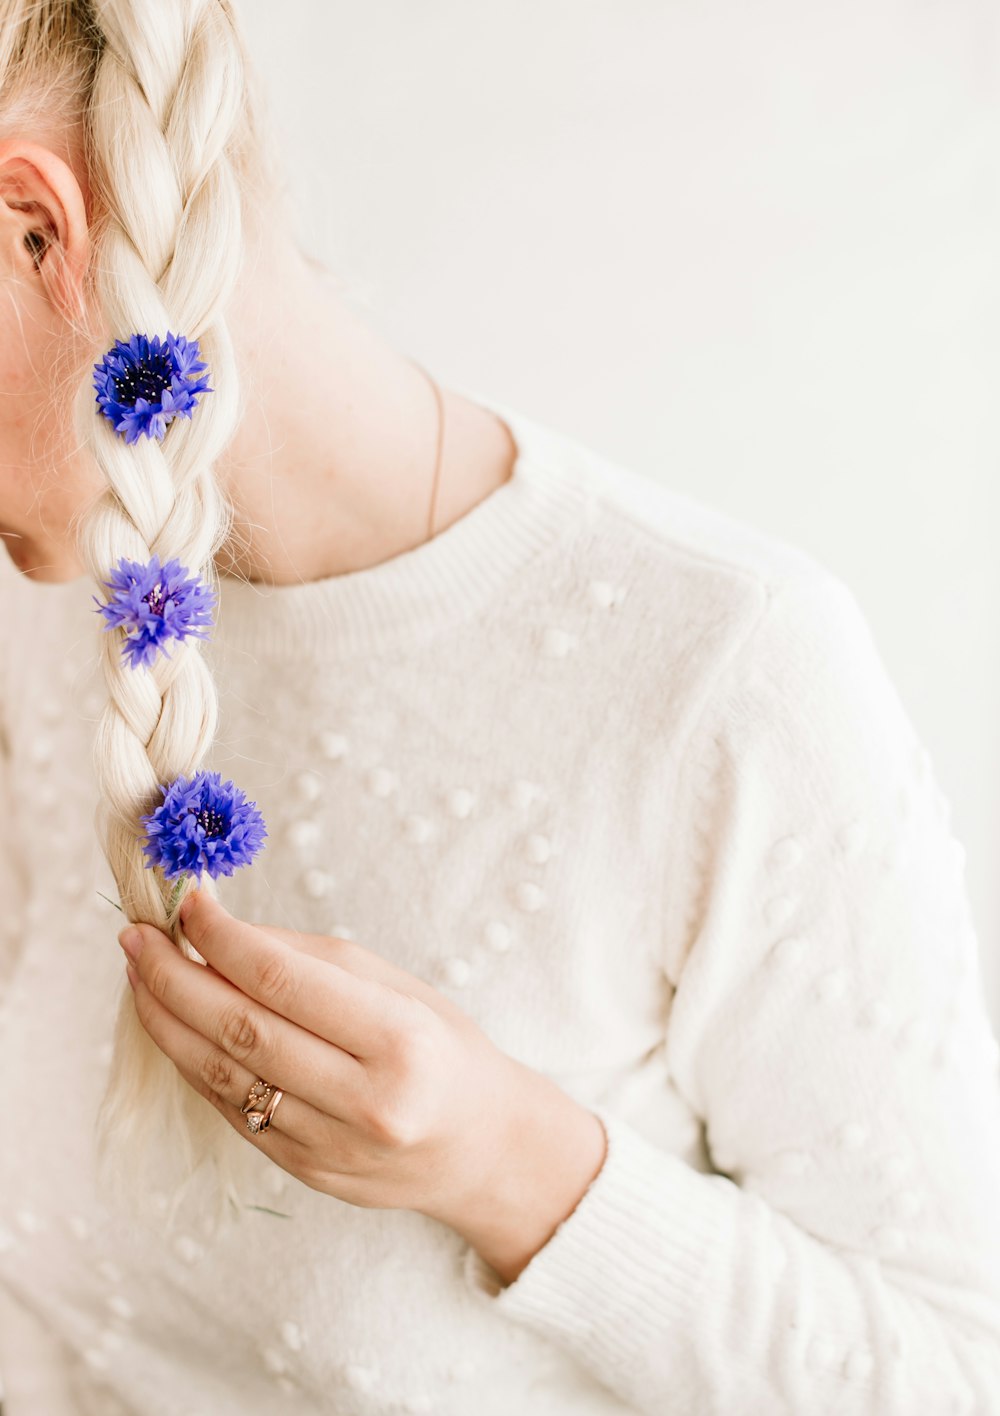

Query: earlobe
[0,138,89,320]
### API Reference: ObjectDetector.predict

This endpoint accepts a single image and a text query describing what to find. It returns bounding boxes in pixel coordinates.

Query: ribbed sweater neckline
[213,388,594,660]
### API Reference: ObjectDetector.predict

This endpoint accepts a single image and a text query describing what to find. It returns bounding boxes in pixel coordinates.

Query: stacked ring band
[242,1078,284,1135]
[240,1078,273,1115]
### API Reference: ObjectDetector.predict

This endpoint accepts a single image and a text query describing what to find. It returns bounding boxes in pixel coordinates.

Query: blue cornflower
[92,331,212,443]
[140,771,268,881]
[94,555,216,670]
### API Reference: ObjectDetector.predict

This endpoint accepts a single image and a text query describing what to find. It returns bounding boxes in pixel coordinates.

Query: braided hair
[0,0,284,1223]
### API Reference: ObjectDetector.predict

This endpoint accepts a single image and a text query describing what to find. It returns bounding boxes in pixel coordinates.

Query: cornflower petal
[140,771,268,881]
[93,331,213,442]
[93,555,217,670]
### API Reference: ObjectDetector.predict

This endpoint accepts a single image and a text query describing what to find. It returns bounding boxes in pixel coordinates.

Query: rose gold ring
[245,1087,284,1136]
[240,1078,273,1115]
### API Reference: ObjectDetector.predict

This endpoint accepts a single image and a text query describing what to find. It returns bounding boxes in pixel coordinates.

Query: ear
[0,138,89,321]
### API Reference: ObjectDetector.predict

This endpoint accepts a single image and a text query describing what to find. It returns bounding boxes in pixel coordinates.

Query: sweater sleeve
[462,568,1000,1414]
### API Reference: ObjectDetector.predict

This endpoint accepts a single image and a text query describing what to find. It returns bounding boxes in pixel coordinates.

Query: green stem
[167,873,191,915]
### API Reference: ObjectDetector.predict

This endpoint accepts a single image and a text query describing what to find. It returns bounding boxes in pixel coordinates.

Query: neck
[214,230,515,587]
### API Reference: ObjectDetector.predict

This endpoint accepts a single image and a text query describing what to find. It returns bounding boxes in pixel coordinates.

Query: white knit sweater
[0,392,998,1416]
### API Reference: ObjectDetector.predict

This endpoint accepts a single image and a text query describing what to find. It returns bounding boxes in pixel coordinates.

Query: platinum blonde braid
[74,0,254,1220]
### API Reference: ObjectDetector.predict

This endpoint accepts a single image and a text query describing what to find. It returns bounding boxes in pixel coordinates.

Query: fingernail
[118,927,143,964]
[125,962,138,989]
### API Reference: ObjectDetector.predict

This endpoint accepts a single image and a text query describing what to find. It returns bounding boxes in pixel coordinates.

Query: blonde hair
[0,0,285,1227]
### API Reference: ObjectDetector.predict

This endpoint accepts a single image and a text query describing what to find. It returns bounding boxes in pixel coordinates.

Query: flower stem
[167,873,191,915]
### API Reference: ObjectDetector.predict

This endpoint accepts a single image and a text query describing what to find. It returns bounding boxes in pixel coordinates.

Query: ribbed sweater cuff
[462,1105,736,1371]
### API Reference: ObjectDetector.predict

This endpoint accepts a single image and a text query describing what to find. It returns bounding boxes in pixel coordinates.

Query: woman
[0,2,997,1413]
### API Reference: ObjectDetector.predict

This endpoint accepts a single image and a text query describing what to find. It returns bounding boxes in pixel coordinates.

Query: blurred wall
[238,0,1000,1019]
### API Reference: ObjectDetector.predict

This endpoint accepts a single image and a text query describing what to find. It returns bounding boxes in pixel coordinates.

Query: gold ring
[240,1078,273,1115]
[245,1087,284,1136]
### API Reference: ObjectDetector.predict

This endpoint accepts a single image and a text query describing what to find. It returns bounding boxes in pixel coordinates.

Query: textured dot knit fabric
[0,390,998,1416]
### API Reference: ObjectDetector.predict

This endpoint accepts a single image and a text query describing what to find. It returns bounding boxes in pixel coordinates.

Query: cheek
[0,293,106,576]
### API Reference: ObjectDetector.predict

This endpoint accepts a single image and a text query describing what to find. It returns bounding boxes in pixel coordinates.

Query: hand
[119,891,608,1283]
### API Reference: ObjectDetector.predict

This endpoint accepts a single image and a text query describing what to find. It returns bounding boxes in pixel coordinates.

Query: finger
[179,890,408,1056]
[183,1069,312,1172]
[126,922,366,1118]
[178,1060,317,1177]
[263,927,472,1027]
[127,961,317,1147]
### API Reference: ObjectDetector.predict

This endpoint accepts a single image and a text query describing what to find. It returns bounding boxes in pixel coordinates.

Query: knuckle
[143,957,172,1005]
[361,1083,421,1150]
[388,1007,438,1071]
[201,1047,236,1096]
[250,951,296,1007]
[368,1013,443,1148]
[376,1101,420,1150]
[218,1003,260,1060]
[374,990,416,1048]
[361,1100,399,1147]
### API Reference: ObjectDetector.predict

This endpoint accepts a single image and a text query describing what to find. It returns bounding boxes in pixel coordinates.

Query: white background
[239,0,1000,1020]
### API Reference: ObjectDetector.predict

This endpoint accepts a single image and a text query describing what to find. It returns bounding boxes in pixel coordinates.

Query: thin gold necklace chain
[406,357,445,546]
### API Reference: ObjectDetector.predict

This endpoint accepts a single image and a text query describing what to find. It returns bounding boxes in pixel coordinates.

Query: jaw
[1,531,82,582]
